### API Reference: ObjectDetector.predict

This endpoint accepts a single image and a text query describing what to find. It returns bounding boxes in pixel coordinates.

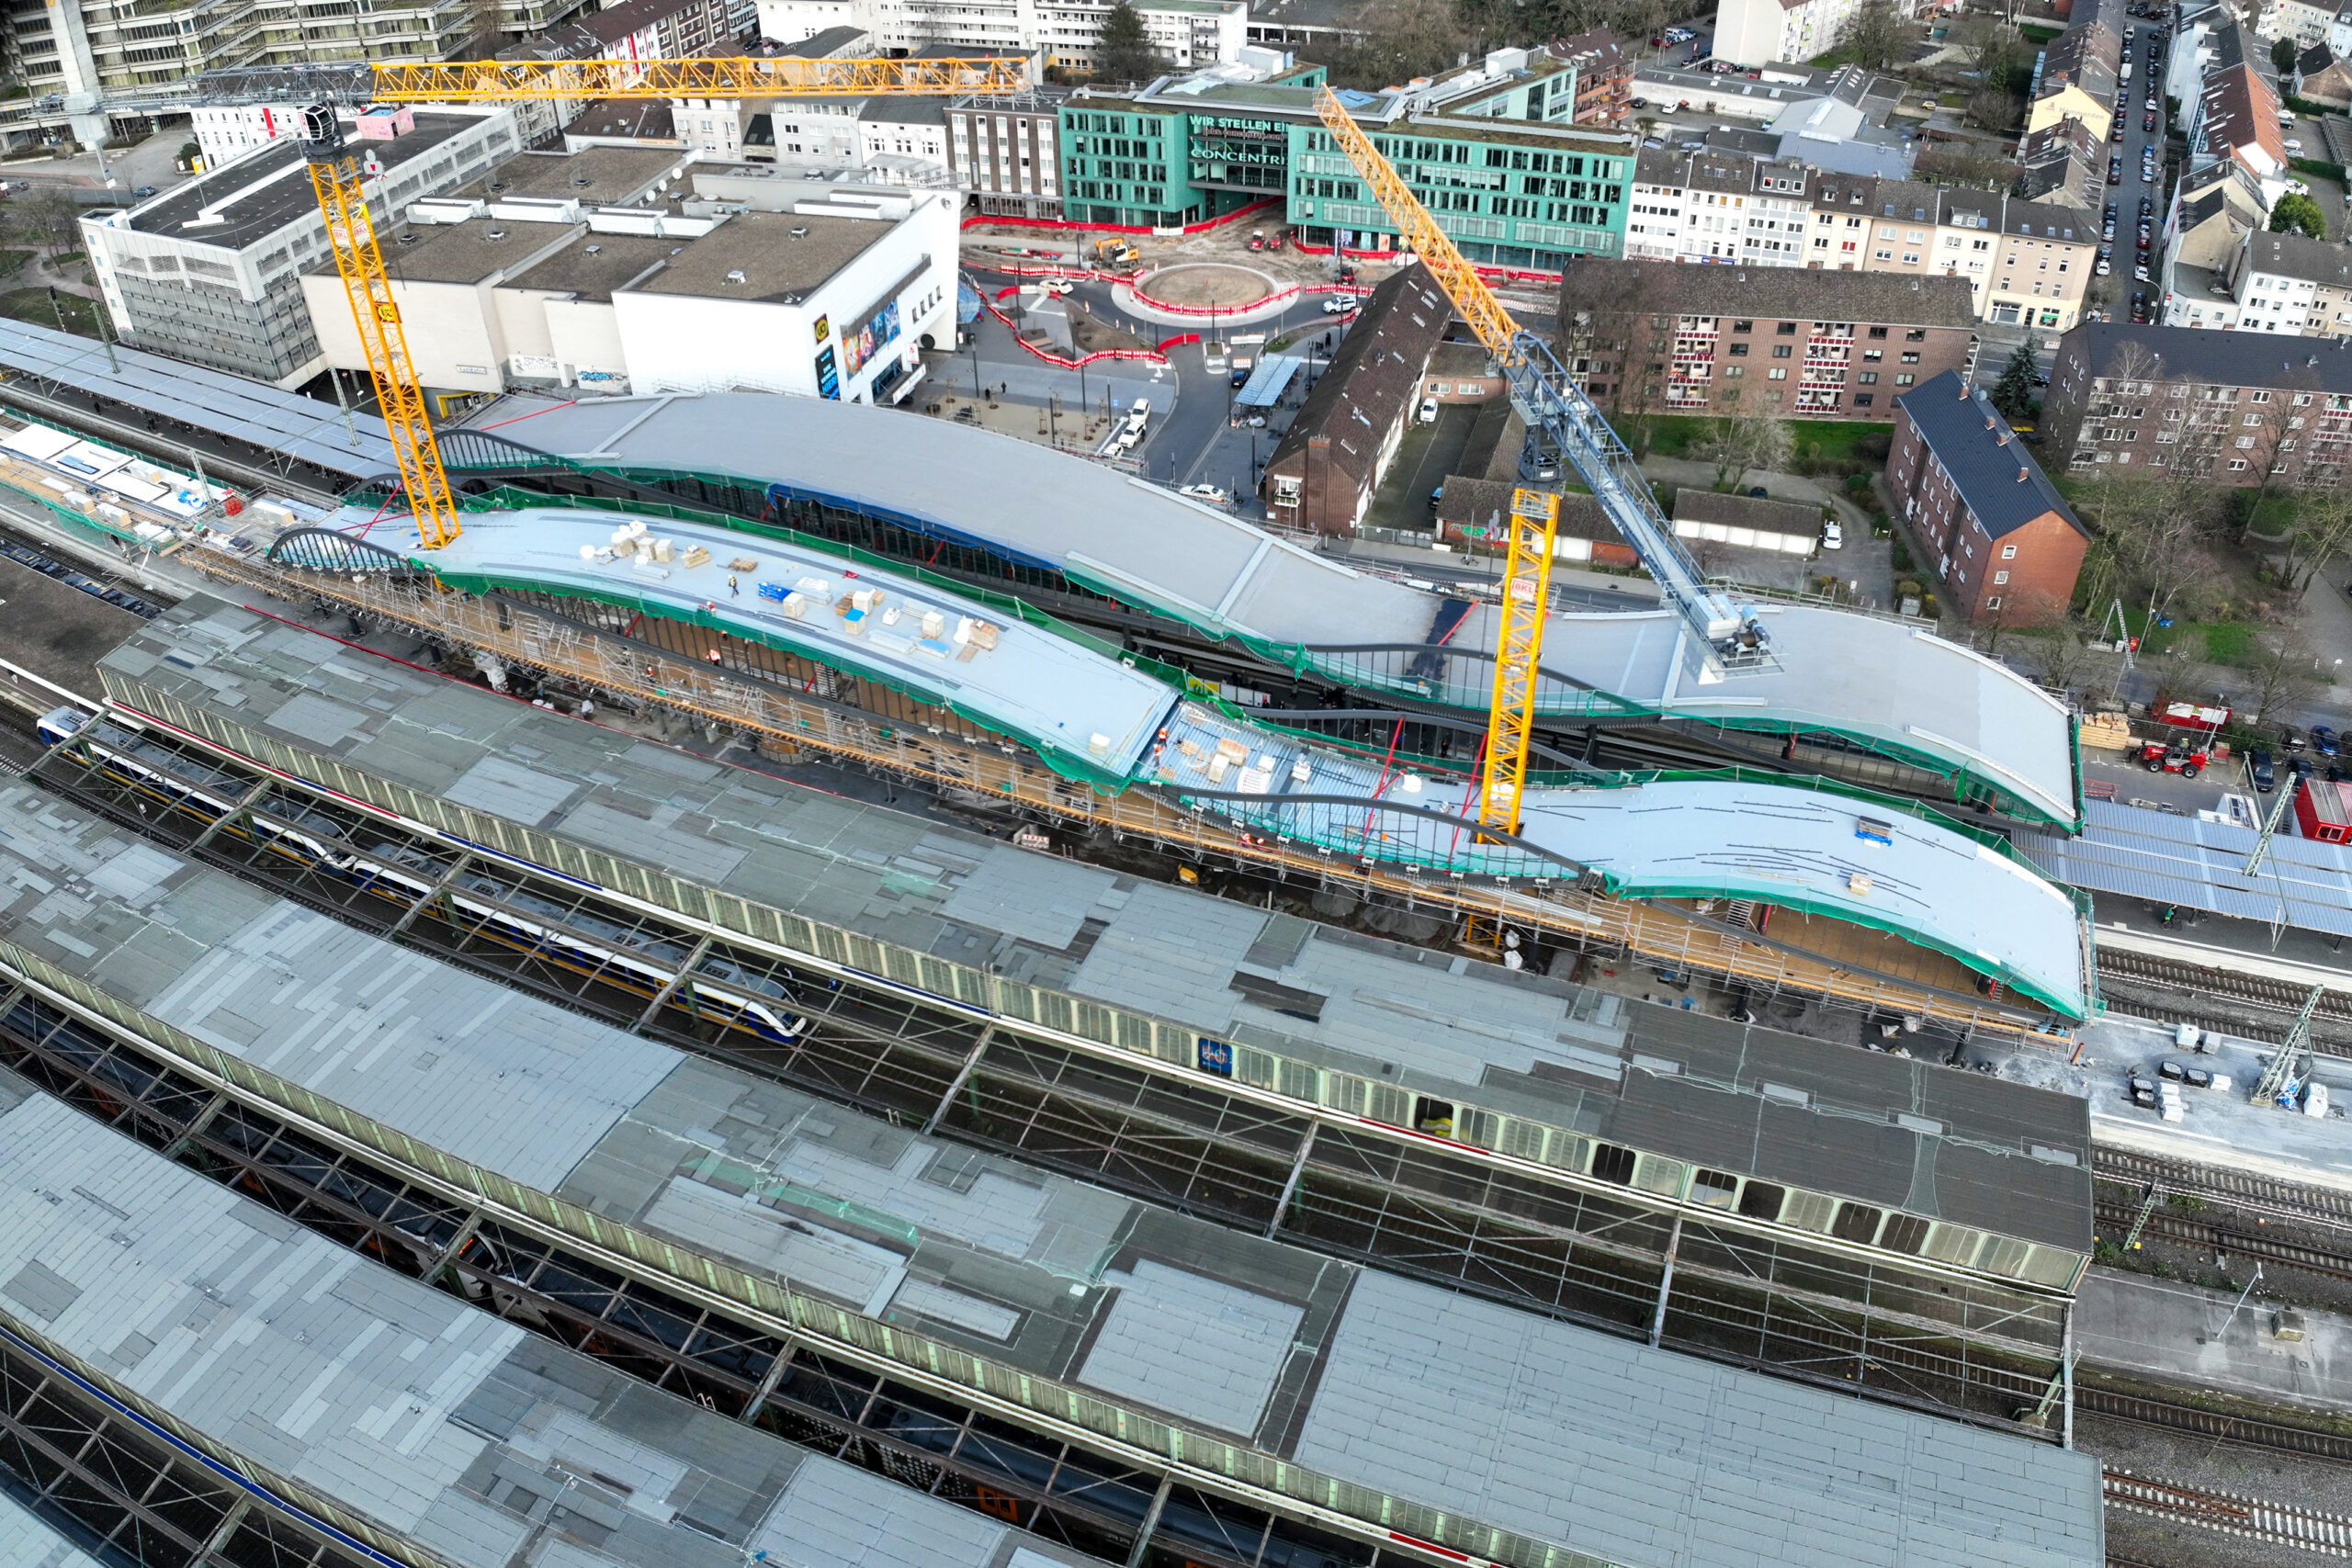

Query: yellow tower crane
[274,56,1028,549]
[1312,87,1771,838]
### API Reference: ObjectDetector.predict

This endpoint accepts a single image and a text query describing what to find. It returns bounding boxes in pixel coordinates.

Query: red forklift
[2136,736,2210,777]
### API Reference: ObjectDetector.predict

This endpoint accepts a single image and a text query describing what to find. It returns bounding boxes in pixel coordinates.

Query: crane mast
[254,55,1027,547]
[1311,90,1774,836]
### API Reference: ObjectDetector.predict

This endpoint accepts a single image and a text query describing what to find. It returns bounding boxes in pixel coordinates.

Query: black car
[2249,746,2277,793]
[2281,724,2306,752]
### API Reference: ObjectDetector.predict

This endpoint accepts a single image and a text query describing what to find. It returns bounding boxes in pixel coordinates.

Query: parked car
[132,184,156,197]
[1821,518,1843,549]
[2249,746,2277,792]
[2314,724,2340,756]
[1417,397,1437,423]
[2288,138,2305,152]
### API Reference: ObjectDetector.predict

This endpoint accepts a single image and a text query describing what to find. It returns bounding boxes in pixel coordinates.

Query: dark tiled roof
[1672,490,1821,533]
[1556,255,1978,327]
[1267,263,1450,485]
[1896,371,2085,542]
[2070,321,2352,392]
[2241,230,2352,288]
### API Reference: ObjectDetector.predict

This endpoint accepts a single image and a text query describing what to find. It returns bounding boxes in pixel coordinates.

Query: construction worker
[728,574,740,596]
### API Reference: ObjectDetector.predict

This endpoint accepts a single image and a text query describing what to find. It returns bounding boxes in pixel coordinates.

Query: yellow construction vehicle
[1310,86,1771,838]
[1091,236,1142,270]
[249,55,1027,549]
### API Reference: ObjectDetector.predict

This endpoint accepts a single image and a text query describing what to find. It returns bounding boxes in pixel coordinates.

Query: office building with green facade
[1056,48,1634,271]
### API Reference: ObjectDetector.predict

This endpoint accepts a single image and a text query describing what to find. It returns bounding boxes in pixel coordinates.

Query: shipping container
[2292,776,2352,842]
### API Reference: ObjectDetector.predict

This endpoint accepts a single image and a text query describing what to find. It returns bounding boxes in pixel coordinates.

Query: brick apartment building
[2043,321,2352,485]
[1888,371,2089,624]
[1262,265,1451,534]
[1556,259,1979,418]
[1556,28,1635,125]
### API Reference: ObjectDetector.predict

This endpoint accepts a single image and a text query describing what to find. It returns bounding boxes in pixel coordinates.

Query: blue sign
[814,344,839,400]
[1196,1037,1233,1077]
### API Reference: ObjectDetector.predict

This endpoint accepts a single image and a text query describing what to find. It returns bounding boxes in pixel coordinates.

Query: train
[35,706,806,1043]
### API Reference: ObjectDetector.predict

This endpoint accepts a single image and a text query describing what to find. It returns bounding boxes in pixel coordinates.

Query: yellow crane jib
[280,56,1029,550]
[367,54,1030,103]
[1477,488,1560,837]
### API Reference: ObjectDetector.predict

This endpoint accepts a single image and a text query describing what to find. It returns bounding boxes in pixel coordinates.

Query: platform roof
[0,1086,1095,1568]
[398,506,2086,1014]
[103,601,2097,1250]
[457,391,2081,826]
[2017,796,2352,936]
[425,510,1180,781]
[0,1486,99,1568]
[0,780,2105,1568]
[0,318,397,480]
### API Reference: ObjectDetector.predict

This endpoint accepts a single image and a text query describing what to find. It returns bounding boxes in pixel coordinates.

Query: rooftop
[0,770,2107,1568]
[503,230,682,300]
[486,145,689,206]
[2240,229,2352,288]
[627,209,892,304]
[775,23,873,54]
[375,216,583,287]
[858,95,949,125]
[2068,320,2352,389]
[450,389,2085,828]
[1268,264,1451,483]
[107,597,2100,1244]
[1559,255,1979,327]
[115,112,483,251]
[1673,490,1824,534]
[0,1074,1103,1568]
[1895,372,2086,543]
[582,0,728,44]
[562,98,681,142]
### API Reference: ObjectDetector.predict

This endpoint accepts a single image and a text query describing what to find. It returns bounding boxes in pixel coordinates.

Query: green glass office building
[1057,59,1633,271]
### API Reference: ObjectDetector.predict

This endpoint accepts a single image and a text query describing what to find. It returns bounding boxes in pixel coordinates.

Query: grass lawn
[1634,413,1894,465]
[0,248,33,277]
[0,287,108,338]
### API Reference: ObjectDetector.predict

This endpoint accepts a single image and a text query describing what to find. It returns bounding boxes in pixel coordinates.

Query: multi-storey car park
[0,766,2109,1568]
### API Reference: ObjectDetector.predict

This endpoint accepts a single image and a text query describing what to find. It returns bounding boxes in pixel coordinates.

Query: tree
[17,186,80,258]
[1093,1,1165,85]
[1702,410,1792,491]
[2244,623,2322,728]
[2274,35,2301,73]
[2270,193,2327,239]
[1312,0,1465,90]
[2280,480,2352,594]
[1913,145,2015,190]
[1989,344,2037,422]
[1845,0,1909,71]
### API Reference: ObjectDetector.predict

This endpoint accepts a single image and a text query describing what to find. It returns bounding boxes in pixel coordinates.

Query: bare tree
[2029,622,2098,695]
[2244,623,2323,728]
[1561,258,1677,423]
[1845,0,1911,71]
[2281,480,2352,595]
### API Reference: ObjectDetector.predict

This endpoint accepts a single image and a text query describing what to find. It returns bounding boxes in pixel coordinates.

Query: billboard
[842,298,901,378]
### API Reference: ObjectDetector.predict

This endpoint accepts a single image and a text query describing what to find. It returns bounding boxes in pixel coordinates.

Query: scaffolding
[189,547,2068,1041]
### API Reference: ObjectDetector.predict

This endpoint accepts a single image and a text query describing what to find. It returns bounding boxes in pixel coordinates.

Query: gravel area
[2085,1412,2352,1567]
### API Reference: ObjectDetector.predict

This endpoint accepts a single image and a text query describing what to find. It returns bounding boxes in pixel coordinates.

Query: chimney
[2017,467,2030,482]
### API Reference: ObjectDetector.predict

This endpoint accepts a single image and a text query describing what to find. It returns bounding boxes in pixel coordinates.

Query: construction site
[0,41,2346,1568]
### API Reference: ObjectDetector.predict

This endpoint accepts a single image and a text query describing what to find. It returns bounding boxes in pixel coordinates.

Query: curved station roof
[458,392,2081,829]
[410,507,2089,1016]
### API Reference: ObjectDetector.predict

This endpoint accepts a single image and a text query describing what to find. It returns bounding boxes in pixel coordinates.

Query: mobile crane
[1311,87,1772,835]
[209,56,1027,550]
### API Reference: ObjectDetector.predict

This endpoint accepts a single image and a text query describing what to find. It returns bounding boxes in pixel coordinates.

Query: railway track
[2097,948,2352,1053]
[2090,1195,2352,1281]
[2104,1469,2352,1555]
[2095,1147,2352,1231]
[2081,1388,2352,1464]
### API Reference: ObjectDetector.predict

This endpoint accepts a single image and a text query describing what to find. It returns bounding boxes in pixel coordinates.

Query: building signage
[814,344,839,400]
[842,299,901,378]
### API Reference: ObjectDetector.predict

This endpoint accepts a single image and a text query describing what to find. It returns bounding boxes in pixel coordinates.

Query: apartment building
[2019,117,2103,210]
[947,89,1069,218]
[753,0,1243,71]
[1886,371,2088,624]
[1713,0,1902,69]
[81,109,522,388]
[2256,0,2338,47]
[1555,28,1635,125]
[1623,149,1814,265]
[586,0,751,62]
[2221,229,2352,336]
[2045,321,2352,484]
[2194,63,2290,187]
[1261,265,1450,533]
[2295,41,2352,107]
[1556,258,1978,418]
[2026,22,2120,138]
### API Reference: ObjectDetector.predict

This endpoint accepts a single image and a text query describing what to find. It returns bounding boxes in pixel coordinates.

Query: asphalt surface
[0,531,155,701]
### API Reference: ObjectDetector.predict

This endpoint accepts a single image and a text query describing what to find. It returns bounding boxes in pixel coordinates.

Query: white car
[1418,398,1438,423]
[1321,297,1354,314]
[1177,483,1230,505]
[2286,138,2305,152]
[2096,258,2111,275]
[2288,179,2312,195]
[1043,279,1076,296]
[1821,519,1843,550]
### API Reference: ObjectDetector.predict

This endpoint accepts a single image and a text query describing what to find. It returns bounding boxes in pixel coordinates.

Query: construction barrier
[959,195,1279,239]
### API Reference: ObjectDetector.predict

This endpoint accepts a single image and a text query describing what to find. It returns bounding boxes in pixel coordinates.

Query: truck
[2121,61,2134,81]
[2153,696,2229,732]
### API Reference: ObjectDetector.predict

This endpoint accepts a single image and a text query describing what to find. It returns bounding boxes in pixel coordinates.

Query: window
[2000,544,2017,559]
[1731,319,1752,333]
[1862,349,1883,362]
[1858,371,1878,384]
[1900,351,1920,364]
[2229,457,2249,470]
[1771,344,1792,357]
[1776,321,1798,334]
[1736,1181,1786,1221]
[1984,596,2003,610]
[1873,248,1894,261]
[1905,328,1926,341]
[1867,325,1888,339]
[1895,373,1915,385]
[1724,365,1744,378]
[1994,570,2010,585]
[1853,392,1874,406]
[1831,1203,1883,1245]
[1727,342,1749,356]
[2236,435,2256,448]
[1590,1144,1637,1184]
[2251,389,2272,402]
[1767,367,1788,380]
[2244,413,2263,426]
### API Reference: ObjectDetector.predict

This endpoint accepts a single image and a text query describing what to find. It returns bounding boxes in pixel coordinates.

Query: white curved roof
[466,392,2079,825]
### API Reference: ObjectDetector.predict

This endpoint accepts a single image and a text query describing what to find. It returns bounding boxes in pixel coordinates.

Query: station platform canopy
[1234,354,1304,408]
[451,392,2082,829]
[2017,795,2352,938]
